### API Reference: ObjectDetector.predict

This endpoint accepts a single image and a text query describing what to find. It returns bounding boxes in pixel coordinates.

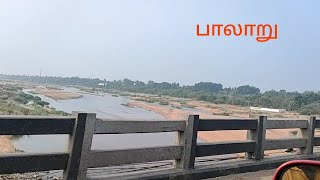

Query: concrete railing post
[299,116,316,155]
[63,112,96,180]
[246,116,267,160]
[175,115,199,169]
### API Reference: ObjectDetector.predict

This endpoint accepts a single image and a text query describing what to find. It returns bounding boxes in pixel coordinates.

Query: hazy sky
[0,1,319,91]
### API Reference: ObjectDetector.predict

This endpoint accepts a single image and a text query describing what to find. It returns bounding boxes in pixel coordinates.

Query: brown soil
[0,136,16,153]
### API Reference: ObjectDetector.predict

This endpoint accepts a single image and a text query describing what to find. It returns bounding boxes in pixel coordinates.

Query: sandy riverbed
[128,101,301,142]
[129,101,311,156]
[0,136,16,153]
[31,87,83,100]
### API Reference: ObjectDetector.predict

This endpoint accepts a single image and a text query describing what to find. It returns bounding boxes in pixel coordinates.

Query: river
[12,87,235,178]
[14,87,181,153]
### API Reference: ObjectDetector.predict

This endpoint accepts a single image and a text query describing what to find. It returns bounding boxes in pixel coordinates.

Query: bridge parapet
[0,113,319,179]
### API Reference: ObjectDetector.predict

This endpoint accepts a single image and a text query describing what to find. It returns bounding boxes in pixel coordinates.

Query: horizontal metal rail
[95,119,186,134]
[313,137,320,146]
[0,116,75,135]
[266,120,308,129]
[264,138,307,150]
[196,140,255,157]
[0,153,69,174]
[198,119,257,131]
[315,120,320,128]
[88,145,183,167]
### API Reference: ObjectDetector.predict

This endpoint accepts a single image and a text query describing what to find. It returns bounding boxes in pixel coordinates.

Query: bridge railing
[0,116,74,175]
[0,113,319,180]
[90,119,185,168]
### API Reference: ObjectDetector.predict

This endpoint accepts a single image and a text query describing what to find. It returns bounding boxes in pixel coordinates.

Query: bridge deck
[209,169,275,180]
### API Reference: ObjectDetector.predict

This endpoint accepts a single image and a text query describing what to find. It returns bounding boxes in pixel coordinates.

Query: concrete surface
[209,169,275,180]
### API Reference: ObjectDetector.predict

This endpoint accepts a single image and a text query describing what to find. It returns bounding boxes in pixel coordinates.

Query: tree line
[1,74,320,115]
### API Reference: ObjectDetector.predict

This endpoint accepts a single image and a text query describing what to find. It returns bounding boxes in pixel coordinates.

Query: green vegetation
[1,74,320,115]
[298,103,320,115]
[12,91,49,107]
[0,83,68,116]
[159,101,169,105]
[212,112,230,116]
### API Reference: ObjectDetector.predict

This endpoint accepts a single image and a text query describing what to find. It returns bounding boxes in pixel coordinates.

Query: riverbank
[31,87,83,100]
[129,101,306,156]
[128,101,237,120]
[0,137,51,179]
[0,136,15,153]
[103,87,301,119]
[128,101,299,142]
[0,136,62,179]
[0,81,69,169]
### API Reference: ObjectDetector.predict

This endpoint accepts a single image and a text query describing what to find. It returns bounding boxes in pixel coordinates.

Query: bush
[299,103,320,115]
[0,95,9,100]
[14,96,28,104]
[34,100,49,107]
[19,92,34,100]
[21,108,30,115]
[159,101,169,105]
[222,112,230,116]
[33,96,41,101]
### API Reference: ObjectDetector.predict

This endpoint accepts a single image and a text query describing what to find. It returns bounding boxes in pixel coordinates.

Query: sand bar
[32,87,83,100]
[128,101,302,142]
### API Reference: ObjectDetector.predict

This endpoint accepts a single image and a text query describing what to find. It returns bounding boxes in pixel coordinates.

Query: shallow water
[12,87,221,178]
[14,88,177,153]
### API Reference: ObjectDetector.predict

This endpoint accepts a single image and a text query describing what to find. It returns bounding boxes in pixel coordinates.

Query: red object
[273,160,320,180]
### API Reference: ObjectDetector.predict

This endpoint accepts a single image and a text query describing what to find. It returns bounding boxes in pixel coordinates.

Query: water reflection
[14,88,177,153]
